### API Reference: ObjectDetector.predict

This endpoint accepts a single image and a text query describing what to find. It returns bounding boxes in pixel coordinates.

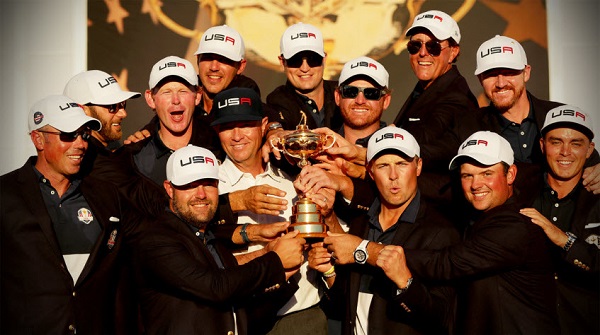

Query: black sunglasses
[340,85,387,101]
[104,101,126,113]
[285,53,323,68]
[38,128,91,142]
[406,40,448,56]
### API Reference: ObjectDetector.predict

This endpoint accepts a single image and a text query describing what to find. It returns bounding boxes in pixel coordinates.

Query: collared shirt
[356,191,421,335]
[218,158,320,315]
[133,123,173,185]
[532,174,578,232]
[298,93,325,127]
[35,168,100,283]
[495,100,538,163]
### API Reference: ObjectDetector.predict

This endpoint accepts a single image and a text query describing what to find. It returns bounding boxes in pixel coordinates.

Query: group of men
[1,8,598,335]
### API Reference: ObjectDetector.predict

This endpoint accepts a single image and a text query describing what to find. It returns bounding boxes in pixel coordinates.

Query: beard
[171,195,217,230]
[489,84,525,112]
[89,108,122,142]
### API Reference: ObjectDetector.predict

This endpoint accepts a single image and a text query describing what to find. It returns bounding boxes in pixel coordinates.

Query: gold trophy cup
[270,112,335,239]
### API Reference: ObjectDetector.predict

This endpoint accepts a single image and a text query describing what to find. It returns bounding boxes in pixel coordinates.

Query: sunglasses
[340,85,388,101]
[285,53,323,68]
[406,40,448,56]
[38,128,91,142]
[105,101,126,113]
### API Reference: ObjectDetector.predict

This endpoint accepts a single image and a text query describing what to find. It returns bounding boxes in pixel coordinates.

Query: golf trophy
[270,112,335,240]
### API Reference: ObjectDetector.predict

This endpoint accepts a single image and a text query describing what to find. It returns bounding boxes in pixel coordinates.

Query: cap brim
[405,25,451,41]
[282,47,325,60]
[474,62,525,76]
[171,174,218,186]
[210,115,263,127]
[449,153,502,170]
[88,91,141,105]
[52,114,102,133]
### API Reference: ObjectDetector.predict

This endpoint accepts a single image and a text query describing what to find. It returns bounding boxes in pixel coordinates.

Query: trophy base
[288,223,328,242]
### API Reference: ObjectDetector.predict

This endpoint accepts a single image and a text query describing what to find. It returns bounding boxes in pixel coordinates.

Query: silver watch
[353,240,370,264]
[268,122,283,132]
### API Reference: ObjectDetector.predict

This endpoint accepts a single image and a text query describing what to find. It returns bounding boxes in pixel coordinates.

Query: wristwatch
[353,240,370,264]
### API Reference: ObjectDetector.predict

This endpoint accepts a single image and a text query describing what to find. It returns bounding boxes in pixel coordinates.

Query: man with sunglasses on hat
[463,35,600,196]
[1,95,146,334]
[377,131,559,335]
[520,106,599,335]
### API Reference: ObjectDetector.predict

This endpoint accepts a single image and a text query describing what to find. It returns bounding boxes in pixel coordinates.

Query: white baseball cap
[541,105,594,140]
[29,95,101,133]
[338,56,389,88]
[406,10,461,44]
[449,131,514,170]
[280,22,325,59]
[474,35,528,75]
[194,25,245,62]
[166,145,219,186]
[63,70,141,105]
[148,56,198,89]
[367,126,420,164]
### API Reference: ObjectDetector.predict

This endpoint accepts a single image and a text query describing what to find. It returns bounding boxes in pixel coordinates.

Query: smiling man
[212,87,341,335]
[266,22,342,132]
[1,95,146,334]
[391,9,479,220]
[520,106,599,335]
[382,130,559,334]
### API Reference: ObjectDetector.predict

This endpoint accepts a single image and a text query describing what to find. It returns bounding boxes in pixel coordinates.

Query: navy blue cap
[210,87,263,126]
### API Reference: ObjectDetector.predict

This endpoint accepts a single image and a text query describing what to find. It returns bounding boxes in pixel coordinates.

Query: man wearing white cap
[469,35,600,194]
[266,22,342,135]
[132,145,305,334]
[520,106,599,335]
[378,131,559,334]
[1,95,145,334]
[294,57,391,221]
[391,9,479,220]
[64,70,141,150]
[308,126,460,335]
[123,55,222,186]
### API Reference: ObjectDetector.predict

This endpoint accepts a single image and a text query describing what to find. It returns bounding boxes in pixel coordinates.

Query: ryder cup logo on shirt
[77,208,94,224]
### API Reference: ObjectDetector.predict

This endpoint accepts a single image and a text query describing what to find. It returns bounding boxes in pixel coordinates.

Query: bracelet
[240,223,250,244]
[563,232,577,252]
[323,266,336,278]
[268,122,283,132]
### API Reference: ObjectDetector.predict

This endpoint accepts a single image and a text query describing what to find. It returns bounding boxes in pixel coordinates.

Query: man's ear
[145,89,156,109]
[507,164,518,186]
[31,131,45,151]
[164,180,174,199]
[236,59,247,75]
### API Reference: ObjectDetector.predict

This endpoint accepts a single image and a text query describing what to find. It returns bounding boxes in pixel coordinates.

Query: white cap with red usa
[64,70,141,105]
[166,145,219,186]
[280,22,325,59]
[406,10,461,43]
[474,35,528,75]
[194,25,245,62]
[367,126,420,164]
[541,105,594,140]
[148,56,198,89]
[338,56,389,88]
[449,131,514,170]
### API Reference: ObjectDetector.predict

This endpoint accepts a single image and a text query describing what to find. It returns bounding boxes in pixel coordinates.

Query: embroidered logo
[77,208,94,224]
[585,234,600,249]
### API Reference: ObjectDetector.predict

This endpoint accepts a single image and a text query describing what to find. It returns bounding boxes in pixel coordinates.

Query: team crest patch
[33,111,44,125]
[77,208,94,224]
[585,234,600,249]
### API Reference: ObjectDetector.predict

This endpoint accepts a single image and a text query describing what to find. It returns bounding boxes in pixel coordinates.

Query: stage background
[1,0,598,174]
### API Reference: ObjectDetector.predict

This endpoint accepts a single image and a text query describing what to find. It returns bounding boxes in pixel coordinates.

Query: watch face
[354,250,367,263]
